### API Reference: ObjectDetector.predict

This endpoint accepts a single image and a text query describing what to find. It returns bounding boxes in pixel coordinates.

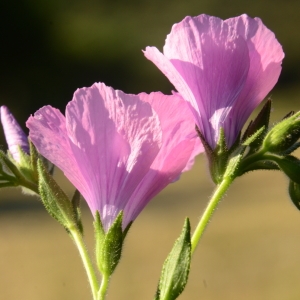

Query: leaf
[37,159,75,230]
[155,218,191,300]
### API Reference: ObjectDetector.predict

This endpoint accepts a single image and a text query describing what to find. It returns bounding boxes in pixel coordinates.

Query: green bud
[262,111,300,154]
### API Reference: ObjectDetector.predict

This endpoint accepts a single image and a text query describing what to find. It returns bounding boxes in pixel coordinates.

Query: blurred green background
[1,0,300,299]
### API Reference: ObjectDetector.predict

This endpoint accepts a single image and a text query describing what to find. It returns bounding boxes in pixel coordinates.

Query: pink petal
[224,14,284,145]
[26,106,87,193]
[145,15,251,148]
[123,92,203,225]
[28,83,201,231]
[65,83,162,230]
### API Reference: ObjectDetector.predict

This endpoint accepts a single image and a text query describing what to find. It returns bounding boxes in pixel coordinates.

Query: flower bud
[262,111,300,154]
[0,106,29,162]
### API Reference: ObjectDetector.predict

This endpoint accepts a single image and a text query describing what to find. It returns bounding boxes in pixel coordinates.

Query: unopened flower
[27,83,202,231]
[1,106,29,162]
[144,14,284,149]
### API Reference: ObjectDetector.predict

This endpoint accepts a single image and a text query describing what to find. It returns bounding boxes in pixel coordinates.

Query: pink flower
[144,14,284,149]
[26,83,202,231]
[1,106,29,162]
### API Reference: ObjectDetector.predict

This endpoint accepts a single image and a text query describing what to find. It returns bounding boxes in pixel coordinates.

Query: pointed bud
[0,106,29,163]
[262,111,300,154]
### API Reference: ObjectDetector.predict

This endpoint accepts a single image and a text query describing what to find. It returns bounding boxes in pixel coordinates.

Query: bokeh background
[1,0,300,299]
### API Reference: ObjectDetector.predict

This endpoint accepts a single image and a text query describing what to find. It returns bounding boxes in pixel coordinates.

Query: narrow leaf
[156,218,191,300]
[37,159,75,230]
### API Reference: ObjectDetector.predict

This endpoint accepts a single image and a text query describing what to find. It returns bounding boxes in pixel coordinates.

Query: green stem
[97,273,110,300]
[70,228,99,300]
[191,176,234,254]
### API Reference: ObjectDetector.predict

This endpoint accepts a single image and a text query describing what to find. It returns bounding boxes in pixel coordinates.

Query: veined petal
[224,14,284,146]
[145,15,251,148]
[65,83,162,230]
[27,106,87,194]
[123,92,203,226]
[28,83,201,231]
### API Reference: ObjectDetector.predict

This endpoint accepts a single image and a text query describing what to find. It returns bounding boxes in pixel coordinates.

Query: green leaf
[155,218,191,300]
[289,180,300,210]
[95,211,124,277]
[37,159,75,230]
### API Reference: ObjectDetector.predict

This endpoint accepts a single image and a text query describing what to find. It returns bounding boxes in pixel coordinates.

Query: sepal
[37,159,78,231]
[242,99,271,153]
[0,149,19,188]
[154,218,191,300]
[94,211,124,277]
[71,189,83,235]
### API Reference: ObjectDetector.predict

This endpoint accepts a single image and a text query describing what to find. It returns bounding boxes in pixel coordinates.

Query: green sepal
[94,211,124,277]
[242,126,266,147]
[123,221,132,240]
[289,180,300,210]
[0,149,23,181]
[242,99,271,152]
[268,154,300,184]
[71,189,83,235]
[155,218,191,300]
[223,153,243,180]
[0,150,19,187]
[195,125,214,167]
[37,159,76,231]
[0,147,39,193]
[211,128,230,184]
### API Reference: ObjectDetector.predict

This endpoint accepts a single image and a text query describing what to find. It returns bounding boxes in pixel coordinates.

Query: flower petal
[65,83,162,230]
[123,92,203,225]
[224,14,284,145]
[145,15,251,148]
[26,106,87,192]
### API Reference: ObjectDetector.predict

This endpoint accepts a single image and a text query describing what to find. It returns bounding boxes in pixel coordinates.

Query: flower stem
[70,228,99,300]
[191,176,234,254]
[97,273,110,300]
